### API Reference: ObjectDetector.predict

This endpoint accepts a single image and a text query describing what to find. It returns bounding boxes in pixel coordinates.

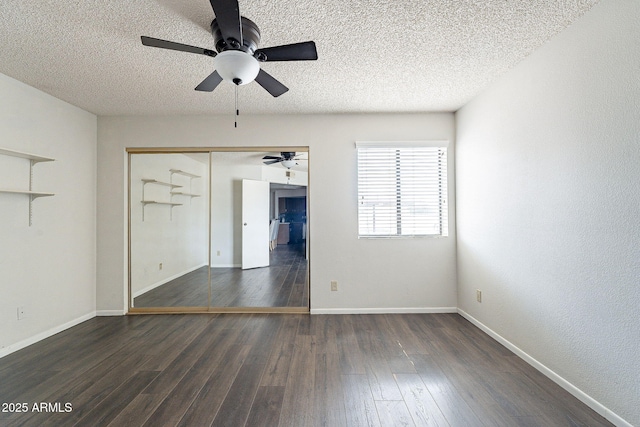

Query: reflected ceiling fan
[263,152,307,168]
[141,0,318,97]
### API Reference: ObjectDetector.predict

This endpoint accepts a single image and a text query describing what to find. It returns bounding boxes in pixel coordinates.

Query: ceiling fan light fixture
[281,159,296,169]
[213,50,259,85]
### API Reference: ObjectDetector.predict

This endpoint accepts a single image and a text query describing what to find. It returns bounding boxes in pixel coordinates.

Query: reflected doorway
[128,147,309,313]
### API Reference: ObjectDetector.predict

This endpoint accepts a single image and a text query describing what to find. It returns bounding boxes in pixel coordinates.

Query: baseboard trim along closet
[457,309,633,427]
[96,310,126,316]
[310,307,457,315]
[0,311,96,359]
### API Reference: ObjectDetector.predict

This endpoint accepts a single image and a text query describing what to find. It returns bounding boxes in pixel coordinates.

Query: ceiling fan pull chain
[235,85,238,128]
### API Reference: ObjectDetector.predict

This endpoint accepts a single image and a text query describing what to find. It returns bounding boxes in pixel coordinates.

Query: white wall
[130,153,208,298]
[455,1,639,425]
[97,113,457,313]
[0,73,96,356]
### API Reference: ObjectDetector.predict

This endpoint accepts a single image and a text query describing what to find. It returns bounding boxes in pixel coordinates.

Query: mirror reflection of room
[130,152,209,309]
[129,149,309,311]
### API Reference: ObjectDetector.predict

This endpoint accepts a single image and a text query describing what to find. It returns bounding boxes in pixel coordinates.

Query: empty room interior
[0,0,637,426]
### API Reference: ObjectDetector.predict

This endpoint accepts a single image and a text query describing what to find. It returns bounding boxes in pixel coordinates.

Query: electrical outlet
[217,251,221,256]
[17,306,26,320]
[159,263,163,270]
[331,280,338,291]
[476,289,482,303]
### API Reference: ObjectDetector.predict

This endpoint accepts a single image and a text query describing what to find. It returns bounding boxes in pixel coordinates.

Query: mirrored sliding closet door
[128,148,309,313]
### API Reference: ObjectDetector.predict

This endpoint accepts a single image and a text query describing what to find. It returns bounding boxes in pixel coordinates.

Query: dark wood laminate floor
[0,313,612,427]
[134,244,308,308]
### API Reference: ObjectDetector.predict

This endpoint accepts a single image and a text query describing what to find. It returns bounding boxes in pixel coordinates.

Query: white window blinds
[356,141,448,238]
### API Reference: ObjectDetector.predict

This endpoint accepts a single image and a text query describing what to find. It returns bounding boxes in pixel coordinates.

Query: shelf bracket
[29,194,33,226]
[29,160,34,226]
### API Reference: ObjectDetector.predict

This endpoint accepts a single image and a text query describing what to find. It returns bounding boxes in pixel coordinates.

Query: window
[356,141,448,238]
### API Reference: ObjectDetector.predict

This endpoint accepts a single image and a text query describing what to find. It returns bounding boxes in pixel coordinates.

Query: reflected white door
[242,179,270,269]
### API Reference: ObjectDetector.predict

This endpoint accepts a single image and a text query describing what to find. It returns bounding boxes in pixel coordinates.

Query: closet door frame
[126,146,310,315]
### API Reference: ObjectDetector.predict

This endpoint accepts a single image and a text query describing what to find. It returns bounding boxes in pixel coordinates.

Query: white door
[242,179,270,269]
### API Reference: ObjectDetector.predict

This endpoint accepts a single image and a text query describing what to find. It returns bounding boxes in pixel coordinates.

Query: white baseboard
[210,264,241,268]
[457,309,632,427]
[133,263,207,298]
[96,310,125,316]
[310,307,458,315]
[0,311,96,359]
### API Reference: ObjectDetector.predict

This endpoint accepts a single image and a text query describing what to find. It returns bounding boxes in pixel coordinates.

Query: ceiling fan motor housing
[210,16,261,85]
[211,16,261,54]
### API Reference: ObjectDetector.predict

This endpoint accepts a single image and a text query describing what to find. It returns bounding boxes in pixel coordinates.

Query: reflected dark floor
[134,244,308,308]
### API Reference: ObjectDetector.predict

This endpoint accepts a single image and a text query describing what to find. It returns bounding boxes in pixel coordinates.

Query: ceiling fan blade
[195,71,223,92]
[264,159,281,165]
[262,155,282,160]
[209,0,243,46]
[141,36,217,57]
[255,41,318,61]
[254,69,289,97]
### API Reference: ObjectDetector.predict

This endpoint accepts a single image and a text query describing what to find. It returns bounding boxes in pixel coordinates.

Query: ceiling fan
[263,152,307,168]
[141,0,318,97]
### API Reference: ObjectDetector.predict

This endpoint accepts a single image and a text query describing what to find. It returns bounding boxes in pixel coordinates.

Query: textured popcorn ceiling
[0,0,599,115]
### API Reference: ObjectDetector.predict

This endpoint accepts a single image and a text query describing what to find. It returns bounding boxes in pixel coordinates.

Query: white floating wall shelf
[169,169,200,178]
[0,147,55,226]
[140,169,201,221]
[170,191,201,198]
[141,178,183,221]
[169,169,201,204]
